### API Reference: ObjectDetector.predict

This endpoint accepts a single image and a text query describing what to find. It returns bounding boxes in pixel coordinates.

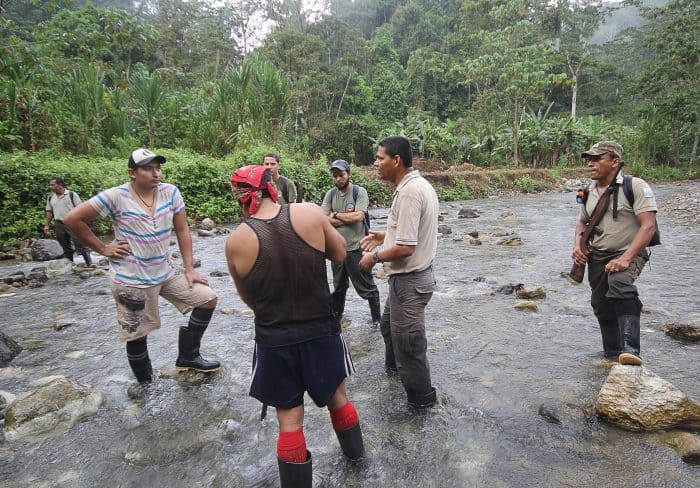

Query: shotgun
[568,186,614,284]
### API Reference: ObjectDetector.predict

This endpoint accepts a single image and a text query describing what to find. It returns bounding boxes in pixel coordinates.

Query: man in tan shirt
[359,136,439,409]
[44,177,92,265]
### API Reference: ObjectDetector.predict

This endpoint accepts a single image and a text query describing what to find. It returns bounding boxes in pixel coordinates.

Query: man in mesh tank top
[225,165,365,487]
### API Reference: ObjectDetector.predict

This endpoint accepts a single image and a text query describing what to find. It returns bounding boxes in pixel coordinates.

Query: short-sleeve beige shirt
[582,172,658,253]
[46,190,82,221]
[383,171,439,275]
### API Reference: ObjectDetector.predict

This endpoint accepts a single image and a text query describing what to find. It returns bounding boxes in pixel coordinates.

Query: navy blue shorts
[249,334,355,409]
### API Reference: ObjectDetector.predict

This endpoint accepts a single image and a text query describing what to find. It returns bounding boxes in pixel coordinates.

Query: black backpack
[577,175,660,246]
[279,176,304,203]
[330,184,370,235]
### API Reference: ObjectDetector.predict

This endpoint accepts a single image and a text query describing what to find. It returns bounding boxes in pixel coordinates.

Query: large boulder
[0,330,22,366]
[4,375,103,442]
[44,258,74,277]
[663,322,700,343]
[596,365,700,431]
[30,239,65,261]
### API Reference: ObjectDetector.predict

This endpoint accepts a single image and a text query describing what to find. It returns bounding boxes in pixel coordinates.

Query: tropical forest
[0,0,698,244]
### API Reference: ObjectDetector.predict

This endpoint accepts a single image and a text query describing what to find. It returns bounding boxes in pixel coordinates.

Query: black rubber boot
[407,387,437,409]
[278,451,312,488]
[618,315,642,365]
[81,251,92,266]
[612,298,643,366]
[175,326,221,372]
[334,423,365,461]
[368,296,381,328]
[599,320,623,359]
[126,339,152,384]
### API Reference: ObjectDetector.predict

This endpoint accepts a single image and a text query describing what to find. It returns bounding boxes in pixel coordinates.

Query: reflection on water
[1,182,698,487]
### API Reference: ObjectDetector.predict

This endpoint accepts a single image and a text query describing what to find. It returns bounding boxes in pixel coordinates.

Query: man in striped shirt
[64,149,219,384]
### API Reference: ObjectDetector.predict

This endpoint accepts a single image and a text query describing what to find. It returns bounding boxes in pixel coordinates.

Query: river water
[1,182,698,487]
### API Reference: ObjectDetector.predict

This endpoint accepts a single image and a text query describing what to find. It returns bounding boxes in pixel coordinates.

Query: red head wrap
[230,165,278,215]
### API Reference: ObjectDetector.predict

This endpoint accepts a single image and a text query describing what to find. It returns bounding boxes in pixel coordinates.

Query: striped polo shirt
[89,183,185,287]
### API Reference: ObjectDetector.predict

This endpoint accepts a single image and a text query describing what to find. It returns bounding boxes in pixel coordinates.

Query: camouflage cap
[581,141,623,159]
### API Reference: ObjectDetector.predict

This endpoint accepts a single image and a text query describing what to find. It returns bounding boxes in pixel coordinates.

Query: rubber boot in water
[599,319,623,360]
[334,423,365,461]
[278,451,312,488]
[368,296,381,329]
[175,326,221,372]
[128,355,152,384]
[81,251,92,266]
[618,315,642,366]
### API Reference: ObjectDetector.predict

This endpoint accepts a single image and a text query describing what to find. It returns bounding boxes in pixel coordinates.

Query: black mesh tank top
[241,205,338,346]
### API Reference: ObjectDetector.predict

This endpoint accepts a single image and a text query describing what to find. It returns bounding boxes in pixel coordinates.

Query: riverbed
[1,181,698,487]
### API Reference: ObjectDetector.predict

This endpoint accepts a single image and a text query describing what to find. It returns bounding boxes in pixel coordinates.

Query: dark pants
[588,250,648,321]
[588,250,648,354]
[331,249,379,316]
[55,220,87,260]
[380,267,436,401]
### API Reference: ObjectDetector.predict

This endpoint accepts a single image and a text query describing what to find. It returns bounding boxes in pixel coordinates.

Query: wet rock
[45,258,73,278]
[0,252,16,260]
[514,300,538,311]
[210,270,228,277]
[437,215,445,222]
[219,307,235,315]
[30,239,65,261]
[438,225,452,235]
[562,178,586,193]
[469,237,482,246]
[491,227,510,237]
[0,330,22,366]
[27,267,48,283]
[3,271,26,285]
[497,235,523,246]
[92,287,111,295]
[79,271,91,280]
[500,212,518,221]
[662,432,700,462]
[1,390,17,419]
[458,208,480,219]
[197,229,216,237]
[4,375,103,442]
[98,258,109,266]
[54,318,81,331]
[452,236,463,242]
[0,283,13,292]
[516,286,546,299]
[193,258,202,268]
[172,252,181,259]
[496,283,524,294]
[538,403,561,424]
[596,365,700,431]
[466,230,479,238]
[200,218,216,230]
[91,268,107,277]
[663,323,700,343]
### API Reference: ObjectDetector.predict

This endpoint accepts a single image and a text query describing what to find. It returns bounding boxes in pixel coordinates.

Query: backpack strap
[329,187,338,212]
[280,177,290,203]
[69,190,76,208]
[622,175,635,208]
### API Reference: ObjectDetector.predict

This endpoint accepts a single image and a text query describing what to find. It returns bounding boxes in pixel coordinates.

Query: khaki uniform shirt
[46,190,82,221]
[582,172,658,253]
[321,183,368,252]
[383,171,438,275]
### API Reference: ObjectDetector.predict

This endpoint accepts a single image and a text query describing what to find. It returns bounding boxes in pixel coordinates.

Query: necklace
[132,184,156,208]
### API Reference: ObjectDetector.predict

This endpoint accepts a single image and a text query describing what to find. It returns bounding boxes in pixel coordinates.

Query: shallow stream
[1,182,698,487]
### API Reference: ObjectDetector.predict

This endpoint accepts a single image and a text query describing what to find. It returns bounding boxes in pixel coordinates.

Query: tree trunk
[571,72,578,119]
[692,110,700,165]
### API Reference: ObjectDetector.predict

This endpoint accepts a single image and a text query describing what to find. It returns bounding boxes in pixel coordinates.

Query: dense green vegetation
[0,0,698,244]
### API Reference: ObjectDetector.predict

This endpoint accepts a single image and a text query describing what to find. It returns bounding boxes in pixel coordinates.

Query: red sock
[277,428,307,463]
[330,401,359,431]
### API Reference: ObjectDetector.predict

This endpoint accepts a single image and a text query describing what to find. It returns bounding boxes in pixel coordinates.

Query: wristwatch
[372,250,382,264]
